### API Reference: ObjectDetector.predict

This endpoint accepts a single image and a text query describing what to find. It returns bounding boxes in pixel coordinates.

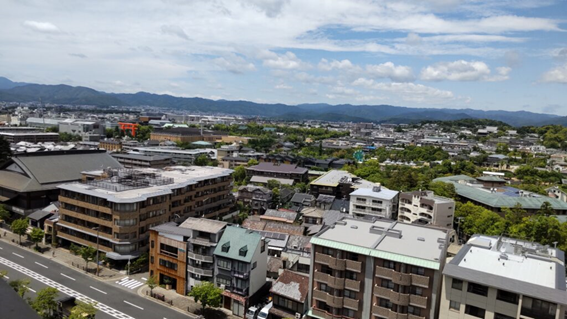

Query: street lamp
[92,227,100,276]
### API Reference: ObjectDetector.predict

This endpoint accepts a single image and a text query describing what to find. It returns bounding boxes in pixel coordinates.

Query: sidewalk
[138,285,239,319]
[0,230,123,281]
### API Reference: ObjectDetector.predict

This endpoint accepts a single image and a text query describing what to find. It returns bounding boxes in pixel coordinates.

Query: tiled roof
[270,270,310,302]
[213,226,261,263]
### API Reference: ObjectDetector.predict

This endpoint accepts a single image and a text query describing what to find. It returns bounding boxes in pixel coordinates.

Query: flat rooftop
[315,217,448,269]
[350,186,399,200]
[311,170,377,189]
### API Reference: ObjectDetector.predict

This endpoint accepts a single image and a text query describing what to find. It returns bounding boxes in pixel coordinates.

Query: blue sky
[1,0,566,114]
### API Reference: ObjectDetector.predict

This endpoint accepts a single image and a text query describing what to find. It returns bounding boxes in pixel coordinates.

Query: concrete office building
[214,226,268,317]
[398,191,455,228]
[308,217,450,319]
[349,185,399,219]
[111,153,173,169]
[56,166,233,262]
[0,132,59,143]
[131,147,216,165]
[59,119,105,138]
[439,235,567,319]
[149,218,227,295]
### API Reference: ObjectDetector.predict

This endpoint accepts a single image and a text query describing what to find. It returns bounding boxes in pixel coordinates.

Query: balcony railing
[312,289,343,308]
[346,259,362,273]
[375,266,429,288]
[343,297,359,311]
[187,265,213,277]
[187,251,214,263]
[231,286,249,296]
[314,271,344,289]
[409,294,428,309]
[231,270,250,279]
[315,253,346,270]
[411,273,430,288]
[345,279,360,292]
[373,286,409,306]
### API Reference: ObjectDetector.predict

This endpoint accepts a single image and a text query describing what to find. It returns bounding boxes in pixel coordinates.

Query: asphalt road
[0,241,190,319]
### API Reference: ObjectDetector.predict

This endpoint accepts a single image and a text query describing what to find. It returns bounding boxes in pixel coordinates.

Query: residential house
[349,185,399,219]
[237,185,273,214]
[398,190,455,228]
[270,270,310,319]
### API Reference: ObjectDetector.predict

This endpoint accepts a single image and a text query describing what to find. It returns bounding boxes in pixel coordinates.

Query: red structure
[118,122,140,137]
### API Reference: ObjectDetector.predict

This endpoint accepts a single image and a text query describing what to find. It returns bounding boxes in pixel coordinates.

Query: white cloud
[275,83,292,89]
[23,21,60,33]
[239,0,290,17]
[405,33,422,46]
[366,62,415,82]
[552,48,567,61]
[160,24,190,41]
[318,59,358,71]
[504,50,522,67]
[213,55,256,74]
[541,63,567,84]
[260,50,310,70]
[352,77,456,103]
[294,72,335,84]
[420,60,510,82]
[68,53,87,59]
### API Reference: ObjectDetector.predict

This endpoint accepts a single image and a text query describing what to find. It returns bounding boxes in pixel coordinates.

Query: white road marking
[12,252,24,258]
[141,277,147,281]
[26,286,36,293]
[117,278,144,289]
[60,273,76,281]
[35,262,48,269]
[0,257,135,319]
[90,286,107,295]
[123,300,144,310]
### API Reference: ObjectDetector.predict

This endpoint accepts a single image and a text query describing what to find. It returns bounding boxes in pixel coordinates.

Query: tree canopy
[31,287,59,319]
[189,281,223,312]
[11,218,28,245]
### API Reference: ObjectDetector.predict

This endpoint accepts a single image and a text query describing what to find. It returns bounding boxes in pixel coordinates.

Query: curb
[136,286,198,318]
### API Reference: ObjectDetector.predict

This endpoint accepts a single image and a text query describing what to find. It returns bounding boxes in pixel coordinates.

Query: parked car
[258,302,273,319]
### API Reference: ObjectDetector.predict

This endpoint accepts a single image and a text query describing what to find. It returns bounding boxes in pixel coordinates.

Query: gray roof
[291,193,315,204]
[214,226,262,263]
[349,187,399,200]
[247,162,308,174]
[263,209,298,222]
[111,153,172,161]
[270,270,310,302]
[151,222,194,237]
[250,175,294,185]
[179,217,227,234]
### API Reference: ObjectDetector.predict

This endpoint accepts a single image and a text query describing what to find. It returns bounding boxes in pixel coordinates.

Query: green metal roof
[310,237,440,270]
[213,226,261,263]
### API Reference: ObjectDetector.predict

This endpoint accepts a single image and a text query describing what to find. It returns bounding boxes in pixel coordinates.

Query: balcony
[408,315,425,319]
[315,253,346,271]
[410,274,429,288]
[231,286,249,296]
[187,252,214,263]
[187,265,213,277]
[409,295,428,308]
[375,266,427,287]
[314,271,345,289]
[313,289,343,308]
[373,286,409,306]
[231,270,250,279]
[346,259,362,273]
[188,237,214,247]
[343,297,359,311]
[311,308,342,319]
[345,279,360,292]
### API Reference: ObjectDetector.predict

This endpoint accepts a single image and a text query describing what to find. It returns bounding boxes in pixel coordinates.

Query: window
[522,297,557,319]
[160,243,178,258]
[383,260,395,269]
[344,289,357,299]
[410,286,423,296]
[410,266,425,275]
[381,279,394,289]
[342,308,355,318]
[465,305,485,318]
[345,271,357,280]
[449,300,460,311]
[319,283,329,292]
[114,203,137,212]
[451,278,463,290]
[346,252,358,261]
[217,277,231,287]
[151,240,154,249]
[494,314,514,319]
[217,259,231,270]
[114,218,137,226]
[407,306,421,316]
[322,247,335,256]
[497,290,518,304]
[321,265,333,275]
[467,282,488,296]
[252,261,257,270]
[150,256,154,264]
[379,298,392,309]
[158,259,177,270]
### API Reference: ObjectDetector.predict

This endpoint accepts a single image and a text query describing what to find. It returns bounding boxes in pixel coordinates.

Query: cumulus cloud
[420,60,510,81]
[260,50,310,70]
[294,72,335,84]
[160,24,190,41]
[552,48,567,61]
[352,77,456,103]
[366,62,415,82]
[541,63,567,84]
[213,55,256,74]
[318,59,358,71]
[23,21,60,33]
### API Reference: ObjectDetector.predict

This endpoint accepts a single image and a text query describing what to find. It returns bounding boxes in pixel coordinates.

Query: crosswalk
[116,277,145,290]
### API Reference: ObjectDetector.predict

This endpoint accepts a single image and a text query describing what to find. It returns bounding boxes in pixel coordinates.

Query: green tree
[30,228,45,250]
[427,181,456,199]
[194,154,211,166]
[78,246,97,272]
[11,218,29,245]
[31,287,58,319]
[0,204,10,223]
[45,126,59,133]
[502,203,527,226]
[538,201,554,216]
[266,179,282,190]
[0,136,12,163]
[188,281,223,313]
[9,278,30,298]
[105,128,114,138]
[69,301,97,319]
[146,275,158,296]
[136,125,154,141]
[233,165,246,184]
[247,159,259,167]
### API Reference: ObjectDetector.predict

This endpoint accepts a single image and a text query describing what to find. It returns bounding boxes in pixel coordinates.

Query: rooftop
[314,217,449,269]
[311,170,377,188]
[270,270,310,302]
[111,153,172,161]
[349,186,399,201]
[213,226,262,263]
[179,217,227,234]
[247,162,308,174]
[261,209,298,223]
[444,235,567,305]
[250,175,294,185]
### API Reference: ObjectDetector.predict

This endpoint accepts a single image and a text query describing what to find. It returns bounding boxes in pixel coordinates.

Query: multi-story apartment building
[237,185,273,214]
[149,218,227,295]
[111,153,173,169]
[0,132,59,143]
[56,166,233,263]
[398,191,455,228]
[349,186,399,219]
[213,226,268,317]
[308,217,450,319]
[310,170,378,199]
[439,235,567,319]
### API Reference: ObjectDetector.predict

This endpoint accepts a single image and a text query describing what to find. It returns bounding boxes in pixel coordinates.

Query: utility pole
[93,227,100,276]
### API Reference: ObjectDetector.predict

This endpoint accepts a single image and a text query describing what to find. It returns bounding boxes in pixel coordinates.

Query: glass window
[345,271,357,280]
[322,247,335,256]
[344,289,357,299]
[381,279,394,289]
[342,308,355,318]
[449,300,460,311]
[410,266,425,275]
[451,278,463,290]
[383,260,395,269]
[319,283,330,292]
[217,259,231,270]
[379,298,392,309]
[467,282,488,296]
[497,290,518,304]
[465,305,486,318]
[494,314,514,319]
[408,306,421,316]
[411,286,423,296]
[158,259,177,270]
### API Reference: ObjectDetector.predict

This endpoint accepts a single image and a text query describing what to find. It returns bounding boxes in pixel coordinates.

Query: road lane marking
[26,286,36,293]
[4,275,9,279]
[12,252,24,258]
[60,273,76,281]
[141,277,147,281]
[0,257,135,319]
[89,286,107,295]
[123,300,144,310]
[35,262,48,269]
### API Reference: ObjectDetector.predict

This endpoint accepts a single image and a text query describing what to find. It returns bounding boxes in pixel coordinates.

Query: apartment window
[379,298,392,309]
[465,305,486,318]
[467,282,488,296]
[321,265,333,275]
[322,247,335,256]
[345,271,357,280]
[114,218,137,226]
[410,286,423,296]
[151,240,155,249]
[383,260,395,269]
[379,279,393,289]
[497,290,518,304]
[158,259,177,271]
[522,297,557,319]
[150,256,154,264]
[451,278,463,290]
[217,259,231,270]
[407,306,421,316]
[114,203,137,212]
[355,205,365,210]
[346,252,358,261]
[372,200,383,205]
[160,243,178,258]
[344,289,357,299]
[410,266,425,275]
[252,261,257,270]
[342,308,355,318]
[217,277,231,287]
[371,208,382,212]
[494,314,514,319]
[449,300,460,311]
[319,283,330,293]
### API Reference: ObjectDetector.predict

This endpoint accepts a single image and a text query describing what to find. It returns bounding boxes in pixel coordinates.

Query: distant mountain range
[0,76,564,127]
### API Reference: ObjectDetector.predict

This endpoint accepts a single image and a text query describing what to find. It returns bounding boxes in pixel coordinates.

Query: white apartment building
[439,235,567,319]
[398,190,455,228]
[348,185,399,219]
